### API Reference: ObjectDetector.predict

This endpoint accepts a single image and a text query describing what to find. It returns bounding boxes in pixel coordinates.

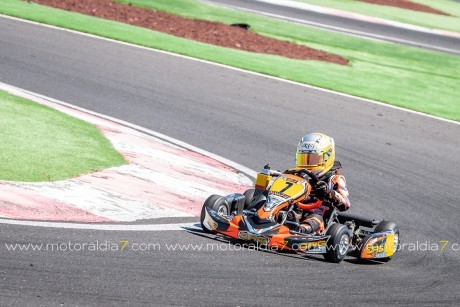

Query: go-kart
[200,166,400,263]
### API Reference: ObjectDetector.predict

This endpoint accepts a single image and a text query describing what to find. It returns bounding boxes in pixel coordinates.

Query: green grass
[0,90,126,181]
[292,0,460,32]
[0,0,459,121]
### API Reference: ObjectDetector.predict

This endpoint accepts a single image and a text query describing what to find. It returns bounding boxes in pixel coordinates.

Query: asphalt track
[205,0,460,54]
[1,16,460,305]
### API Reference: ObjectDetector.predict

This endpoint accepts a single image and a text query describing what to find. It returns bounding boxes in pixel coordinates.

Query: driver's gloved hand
[328,191,346,211]
[315,181,330,200]
[329,190,339,203]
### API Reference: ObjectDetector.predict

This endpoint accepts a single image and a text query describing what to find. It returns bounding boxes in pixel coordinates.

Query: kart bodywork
[201,169,399,263]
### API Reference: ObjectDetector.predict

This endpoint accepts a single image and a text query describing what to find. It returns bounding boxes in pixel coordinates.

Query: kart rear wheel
[323,223,350,263]
[374,221,400,262]
[200,195,228,233]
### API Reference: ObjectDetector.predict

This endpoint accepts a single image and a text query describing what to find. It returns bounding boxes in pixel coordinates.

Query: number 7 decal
[280,182,293,193]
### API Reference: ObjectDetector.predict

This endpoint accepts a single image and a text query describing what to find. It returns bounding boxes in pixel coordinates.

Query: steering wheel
[284,169,323,211]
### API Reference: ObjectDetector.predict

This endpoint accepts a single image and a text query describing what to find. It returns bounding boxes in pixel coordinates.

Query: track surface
[206,0,460,54]
[1,16,460,305]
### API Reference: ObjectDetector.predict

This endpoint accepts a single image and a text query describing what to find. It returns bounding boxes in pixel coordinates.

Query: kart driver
[293,133,350,234]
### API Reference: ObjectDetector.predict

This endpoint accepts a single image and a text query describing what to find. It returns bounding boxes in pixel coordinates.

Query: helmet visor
[296,153,323,167]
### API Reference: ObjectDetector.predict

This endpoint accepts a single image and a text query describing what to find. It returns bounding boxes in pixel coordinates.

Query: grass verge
[0,0,459,121]
[0,90,126,182]
[292,0,460,33]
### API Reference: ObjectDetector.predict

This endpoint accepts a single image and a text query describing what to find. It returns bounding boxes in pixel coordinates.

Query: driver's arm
[329,174,350,211]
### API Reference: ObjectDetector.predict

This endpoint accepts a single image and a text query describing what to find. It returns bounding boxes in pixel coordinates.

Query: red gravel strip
[29,0,348,65]
[359,0,450,16]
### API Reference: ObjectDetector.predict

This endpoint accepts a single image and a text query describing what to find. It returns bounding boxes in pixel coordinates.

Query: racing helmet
[296,133,335,176]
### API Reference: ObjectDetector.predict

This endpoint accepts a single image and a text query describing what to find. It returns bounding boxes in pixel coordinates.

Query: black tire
[323,223,350,263]
[374,221,400,262]
[243,189,255,209]
[200,195,228,233]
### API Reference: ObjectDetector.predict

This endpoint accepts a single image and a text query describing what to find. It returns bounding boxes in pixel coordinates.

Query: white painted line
[209,2,460,55]
[0,218,199,231]
[1,14,458,126]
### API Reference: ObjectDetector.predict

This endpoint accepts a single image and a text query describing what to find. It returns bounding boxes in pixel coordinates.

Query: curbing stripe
[0,81,255,229]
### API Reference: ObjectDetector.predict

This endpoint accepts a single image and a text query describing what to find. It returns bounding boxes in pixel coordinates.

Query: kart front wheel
[374,221,400,262]
[200,195,228,233]
[323,223,350,263]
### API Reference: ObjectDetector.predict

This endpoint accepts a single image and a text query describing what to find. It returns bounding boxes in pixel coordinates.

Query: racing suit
[299,168,350,234]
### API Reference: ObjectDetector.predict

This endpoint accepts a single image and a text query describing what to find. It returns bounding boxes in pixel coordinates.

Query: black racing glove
[315,181,330,200]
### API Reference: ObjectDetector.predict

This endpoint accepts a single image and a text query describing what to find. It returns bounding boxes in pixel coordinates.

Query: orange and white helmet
[296,133,335,177]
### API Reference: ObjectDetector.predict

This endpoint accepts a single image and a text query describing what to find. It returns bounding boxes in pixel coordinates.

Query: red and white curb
[0,82,254,224]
